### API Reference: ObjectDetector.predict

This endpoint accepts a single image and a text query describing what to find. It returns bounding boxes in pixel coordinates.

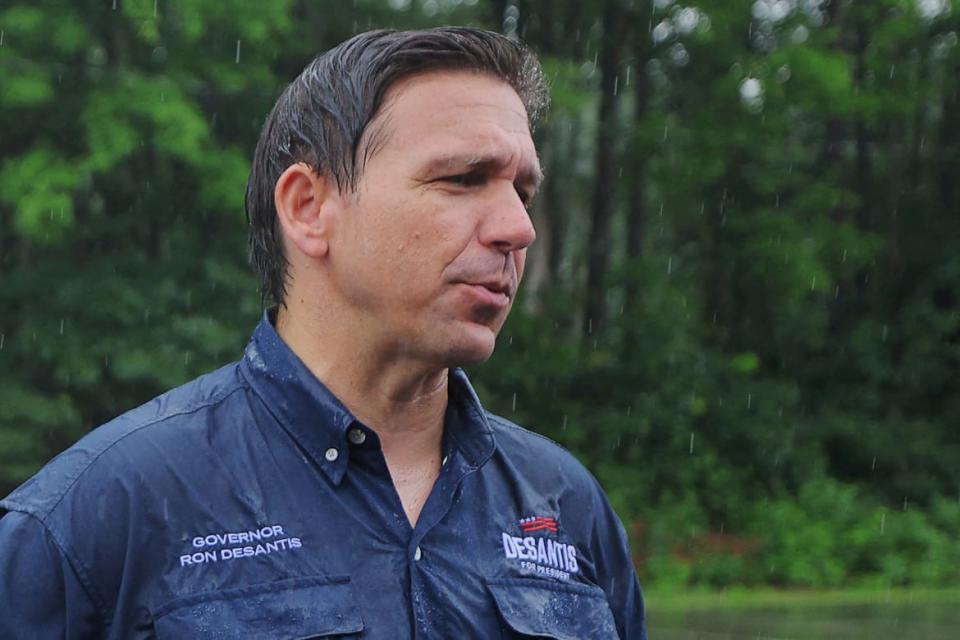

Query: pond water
[648,600,960,639]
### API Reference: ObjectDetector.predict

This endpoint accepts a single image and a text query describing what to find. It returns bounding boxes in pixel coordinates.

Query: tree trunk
[582,0,624,338]
[623,15,653,333]
[939,60,960,214]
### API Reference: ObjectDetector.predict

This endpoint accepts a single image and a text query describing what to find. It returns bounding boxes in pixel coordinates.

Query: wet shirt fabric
[0,312,646,639]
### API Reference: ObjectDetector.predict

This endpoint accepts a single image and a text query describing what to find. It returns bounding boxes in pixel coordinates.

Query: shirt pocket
[486,577,619,640]
[152,575,363,639]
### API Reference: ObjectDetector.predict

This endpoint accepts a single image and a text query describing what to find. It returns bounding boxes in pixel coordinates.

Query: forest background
[1,0,958,593]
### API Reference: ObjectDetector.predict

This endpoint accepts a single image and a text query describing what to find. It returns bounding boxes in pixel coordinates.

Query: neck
[274,301,448,457]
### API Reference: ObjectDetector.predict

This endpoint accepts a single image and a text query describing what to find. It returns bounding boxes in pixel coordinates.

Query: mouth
[458,280,513,309]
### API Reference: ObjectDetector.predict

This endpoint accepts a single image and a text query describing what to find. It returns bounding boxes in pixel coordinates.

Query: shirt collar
[239,310,496,483]
[445,368,496,470]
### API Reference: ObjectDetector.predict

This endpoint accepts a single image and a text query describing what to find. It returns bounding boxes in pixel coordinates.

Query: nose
[479,183,536,254]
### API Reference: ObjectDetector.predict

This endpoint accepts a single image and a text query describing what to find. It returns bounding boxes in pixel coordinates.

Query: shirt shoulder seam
[38,379,247,521]
[485,412,576,454]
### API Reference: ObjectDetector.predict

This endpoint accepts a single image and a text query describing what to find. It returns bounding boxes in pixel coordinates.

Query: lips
[459,281,512,308]
[472,280,511,297]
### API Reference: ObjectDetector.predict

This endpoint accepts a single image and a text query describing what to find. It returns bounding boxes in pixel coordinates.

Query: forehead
[369,70,537,165]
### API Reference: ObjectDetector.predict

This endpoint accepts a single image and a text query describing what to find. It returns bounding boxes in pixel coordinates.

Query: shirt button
[324,447,339,462]
[414,546,422,561]
[348,428,366,445]
[441,455,448,466]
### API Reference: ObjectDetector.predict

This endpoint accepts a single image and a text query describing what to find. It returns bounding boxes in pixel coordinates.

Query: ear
[274,162,339,259]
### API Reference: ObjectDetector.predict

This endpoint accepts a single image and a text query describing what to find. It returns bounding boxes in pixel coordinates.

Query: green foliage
[2,0,958,592]
[0,147,81,242]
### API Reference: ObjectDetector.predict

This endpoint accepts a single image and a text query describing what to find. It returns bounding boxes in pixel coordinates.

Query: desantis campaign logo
[501,515,579,581]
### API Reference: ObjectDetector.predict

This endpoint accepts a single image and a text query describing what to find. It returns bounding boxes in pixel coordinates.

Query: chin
[441,323,499,367]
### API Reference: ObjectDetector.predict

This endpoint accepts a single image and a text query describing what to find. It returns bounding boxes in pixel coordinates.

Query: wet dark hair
[245,27,549,307]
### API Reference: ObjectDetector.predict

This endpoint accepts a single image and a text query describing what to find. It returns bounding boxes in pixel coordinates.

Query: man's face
[326,70,540,367]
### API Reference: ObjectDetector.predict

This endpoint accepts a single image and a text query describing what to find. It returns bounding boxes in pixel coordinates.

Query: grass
[647,586,960,613]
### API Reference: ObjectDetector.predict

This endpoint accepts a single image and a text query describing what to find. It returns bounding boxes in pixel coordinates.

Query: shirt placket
[407,439,481,639]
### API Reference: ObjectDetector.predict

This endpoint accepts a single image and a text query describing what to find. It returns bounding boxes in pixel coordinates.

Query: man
[0,28,646,638]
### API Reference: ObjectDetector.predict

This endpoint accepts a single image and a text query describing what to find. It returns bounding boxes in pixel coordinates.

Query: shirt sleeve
[589,485,647,640]
[0,509,103,639]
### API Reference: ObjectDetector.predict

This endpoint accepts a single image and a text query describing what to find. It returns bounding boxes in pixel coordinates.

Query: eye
[440,171,486,187]
[515,186,535,209]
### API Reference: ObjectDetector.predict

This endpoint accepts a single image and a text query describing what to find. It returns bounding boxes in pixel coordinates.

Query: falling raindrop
[562,415,568,431]
[747,393,752,409]
[59,319,64,335]
[511,393,517,412]
[871,456,877,470]
[236,40,241,64]
[689,432,695,454]
[880,512,886,534]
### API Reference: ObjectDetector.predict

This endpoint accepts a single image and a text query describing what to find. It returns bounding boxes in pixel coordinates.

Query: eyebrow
[422,152,544,190]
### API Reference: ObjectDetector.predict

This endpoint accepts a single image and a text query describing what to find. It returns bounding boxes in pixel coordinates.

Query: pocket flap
[153,575,362,639]
[486,577,618,639]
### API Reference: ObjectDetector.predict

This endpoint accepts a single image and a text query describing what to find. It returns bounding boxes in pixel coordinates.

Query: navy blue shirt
[0,313,646,639]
